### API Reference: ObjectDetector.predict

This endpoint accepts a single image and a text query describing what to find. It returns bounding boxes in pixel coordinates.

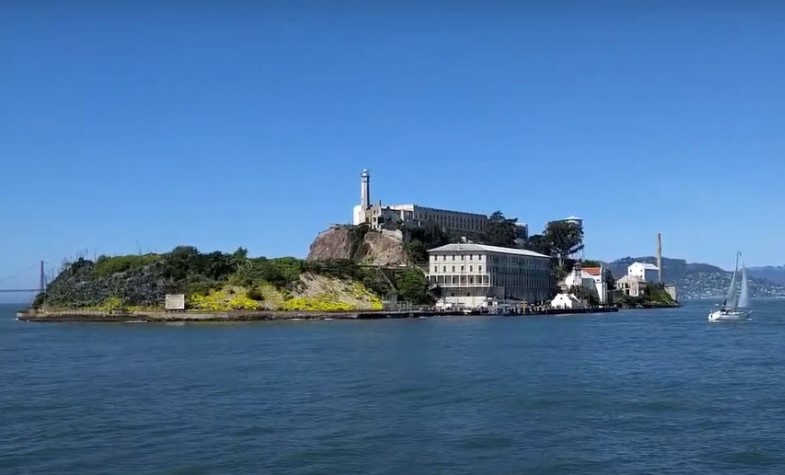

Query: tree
[404,222,450,264]
[231,247,249,268]
[483,211,518,248]
[543,221,584,269]
[394,269,433,305]
[525,234,551,256]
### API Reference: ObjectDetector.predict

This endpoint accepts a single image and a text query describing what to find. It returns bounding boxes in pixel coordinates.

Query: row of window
[430,275,490,285]
[432,254,484,262]
[433,265,483,273]
[431,254,549,269]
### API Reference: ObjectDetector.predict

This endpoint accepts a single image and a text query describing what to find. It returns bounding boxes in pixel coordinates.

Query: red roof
[581,267,602,276]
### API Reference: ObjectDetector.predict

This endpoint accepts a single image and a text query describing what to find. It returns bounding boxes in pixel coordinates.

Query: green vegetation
[617,283,677,308]
[394,268,433,305]
[580,259,602,268]
[403,223,450,264]
[483,211,519,248]
[37,247,409,312]
[94,254,161,278]
[525,221,584,268]
[401,211,518,265]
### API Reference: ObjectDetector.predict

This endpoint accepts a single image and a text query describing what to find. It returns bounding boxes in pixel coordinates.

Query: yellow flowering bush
[97,296,125,312]
[188,289,260,311]
[280,295,357,312]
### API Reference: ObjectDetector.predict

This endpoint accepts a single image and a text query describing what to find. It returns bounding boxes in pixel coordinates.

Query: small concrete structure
[165,294,185,311]
[616,275,647,297]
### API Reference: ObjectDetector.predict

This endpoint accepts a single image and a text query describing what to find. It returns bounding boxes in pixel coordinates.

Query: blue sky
[2,1,784,293]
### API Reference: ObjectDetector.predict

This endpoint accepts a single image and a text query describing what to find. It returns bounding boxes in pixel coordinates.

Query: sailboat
[708,251,752,322]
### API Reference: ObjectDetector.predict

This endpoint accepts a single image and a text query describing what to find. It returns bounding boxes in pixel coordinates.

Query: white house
[550,293,586,310]
[560,265,609,304]
[628,262,659,283]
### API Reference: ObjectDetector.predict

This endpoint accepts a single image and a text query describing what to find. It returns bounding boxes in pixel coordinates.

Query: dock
[16,306,618,323]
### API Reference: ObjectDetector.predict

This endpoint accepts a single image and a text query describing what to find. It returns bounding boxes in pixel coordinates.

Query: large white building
[352,169,489,234]
[628,262,659,283]
[427,243,552,308]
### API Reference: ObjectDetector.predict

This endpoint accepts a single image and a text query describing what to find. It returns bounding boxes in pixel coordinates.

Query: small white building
[550,293,586,310]
[628,262,659,283]
[616,275,647,297]
[560,265,609,304]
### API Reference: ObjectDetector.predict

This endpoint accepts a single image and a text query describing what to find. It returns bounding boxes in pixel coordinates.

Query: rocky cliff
[307,226,409,267]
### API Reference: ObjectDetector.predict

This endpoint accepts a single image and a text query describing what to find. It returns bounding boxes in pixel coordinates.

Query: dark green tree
[404,222,450,264]
[544,221,584,268]
[231,247,249,268]
[483,211,518,248]
[524,234,551,256]
[394,269,433,305]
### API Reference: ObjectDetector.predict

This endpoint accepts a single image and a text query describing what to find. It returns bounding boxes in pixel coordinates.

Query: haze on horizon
[2,1,784,292]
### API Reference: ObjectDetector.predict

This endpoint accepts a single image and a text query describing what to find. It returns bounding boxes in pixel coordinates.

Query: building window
[434,266,437,273]
[478,265,482,273]
[443,266,446,272]
[469,266,473,272]
[452,266,455,272]
[469,255,473,260]
[461,266,464,272]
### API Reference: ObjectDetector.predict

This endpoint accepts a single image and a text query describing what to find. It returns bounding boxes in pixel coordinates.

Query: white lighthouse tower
[361,168,370,209]
[352,169,371,225]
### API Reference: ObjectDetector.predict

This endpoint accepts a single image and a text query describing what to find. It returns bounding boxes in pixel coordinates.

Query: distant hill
[747,265,785,286]
[602,256,785,300]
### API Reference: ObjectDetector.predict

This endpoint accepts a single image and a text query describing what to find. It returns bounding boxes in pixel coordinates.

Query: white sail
[738,263,750,309]
[724,252,739,309]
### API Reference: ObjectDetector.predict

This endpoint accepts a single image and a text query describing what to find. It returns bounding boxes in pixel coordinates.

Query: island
[18,245,443,322]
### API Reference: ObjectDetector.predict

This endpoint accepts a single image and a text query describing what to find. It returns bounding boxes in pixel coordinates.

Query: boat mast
[723,251,739,308]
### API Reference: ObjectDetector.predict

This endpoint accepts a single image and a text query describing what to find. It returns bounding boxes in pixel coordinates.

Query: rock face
[307,226,408,267]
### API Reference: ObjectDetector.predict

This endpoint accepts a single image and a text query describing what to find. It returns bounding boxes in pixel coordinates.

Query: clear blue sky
[2,1,784,293]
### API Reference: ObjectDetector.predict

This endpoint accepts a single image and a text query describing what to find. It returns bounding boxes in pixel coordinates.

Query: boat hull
[708,309,751,322]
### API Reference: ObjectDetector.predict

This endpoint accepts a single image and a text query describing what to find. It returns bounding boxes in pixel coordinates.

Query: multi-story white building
[427,243,552,308]
[628,262,659,283]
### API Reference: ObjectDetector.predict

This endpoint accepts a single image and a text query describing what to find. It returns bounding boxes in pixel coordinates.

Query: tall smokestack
[657,232,662,284]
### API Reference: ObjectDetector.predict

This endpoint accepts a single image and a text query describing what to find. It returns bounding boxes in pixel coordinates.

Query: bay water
[2,301,785,474]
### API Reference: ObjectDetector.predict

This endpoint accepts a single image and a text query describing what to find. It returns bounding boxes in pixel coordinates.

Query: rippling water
[3,301,785,474]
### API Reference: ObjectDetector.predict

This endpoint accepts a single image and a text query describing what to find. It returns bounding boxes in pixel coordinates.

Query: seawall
[16,307,618,323]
